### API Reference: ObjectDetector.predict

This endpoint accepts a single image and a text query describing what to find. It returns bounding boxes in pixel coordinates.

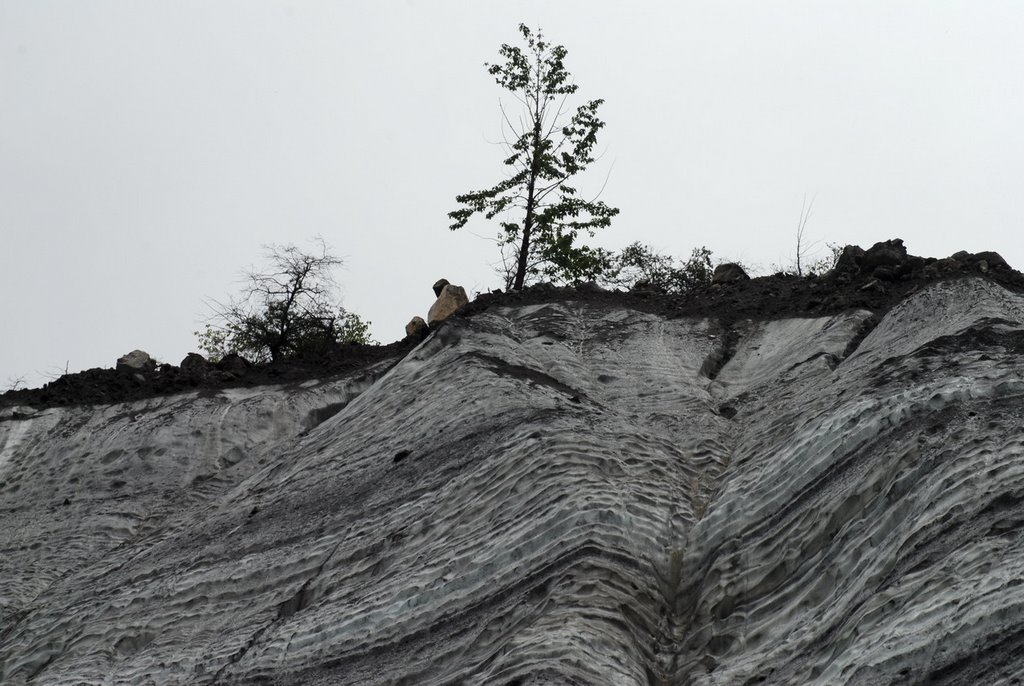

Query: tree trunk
[513,211,533,290]
[513,120,543,291]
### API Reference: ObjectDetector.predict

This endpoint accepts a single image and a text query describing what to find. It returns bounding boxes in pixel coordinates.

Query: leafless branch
[5,374,27,392]
[586,160,616,203]
[36,361,69,383]
[795,194,817,277]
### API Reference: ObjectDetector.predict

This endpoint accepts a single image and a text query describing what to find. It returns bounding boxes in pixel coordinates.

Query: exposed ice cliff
[2,276,1024,685]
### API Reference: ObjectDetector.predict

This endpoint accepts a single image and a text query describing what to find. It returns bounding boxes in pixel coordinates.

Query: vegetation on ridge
[449,24,619,290]
[196,238,373,364]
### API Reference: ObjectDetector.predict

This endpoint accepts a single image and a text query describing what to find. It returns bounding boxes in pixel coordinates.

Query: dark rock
[974,251,1009,270]
[218,353,250,374]
[432,279,450,298]
[872,265,900,281]
[405,316,429,339]
[712,263,750,285]
[902,258,924,276]
[861,240,907,271]
[834,245,866,273]
[180,353,212,377]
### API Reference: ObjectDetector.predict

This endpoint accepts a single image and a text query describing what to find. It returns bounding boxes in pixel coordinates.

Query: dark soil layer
[0,339,418,411]
[4,240,1022,410]
[462,242,1024,324]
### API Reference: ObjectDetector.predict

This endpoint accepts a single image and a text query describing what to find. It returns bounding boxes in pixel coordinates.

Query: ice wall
[1,277,1023,685]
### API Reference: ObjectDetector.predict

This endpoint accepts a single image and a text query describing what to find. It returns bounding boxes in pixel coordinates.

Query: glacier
[2,276,1024,684]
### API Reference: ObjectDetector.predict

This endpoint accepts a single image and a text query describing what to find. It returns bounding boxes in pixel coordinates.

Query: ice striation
[2,276,1024,684]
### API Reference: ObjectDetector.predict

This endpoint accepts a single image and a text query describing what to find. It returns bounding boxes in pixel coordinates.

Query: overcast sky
[3,1,1023,387]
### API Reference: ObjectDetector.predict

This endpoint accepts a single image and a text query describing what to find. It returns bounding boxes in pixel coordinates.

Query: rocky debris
[3,240,1023,411]
[832,239,918,282]
[711,263,750,284]
[457,240,1023,328]
[405,316,429,338]
[1,339,418,409]
[115,350,156,372]
[432,278,450,298]
[828,240,1014,288]
[427,284,469,327]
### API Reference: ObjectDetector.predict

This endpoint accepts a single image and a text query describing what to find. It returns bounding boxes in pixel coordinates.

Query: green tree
[449,24,619,290]
[197,238,373,364]
[603,243,714,293]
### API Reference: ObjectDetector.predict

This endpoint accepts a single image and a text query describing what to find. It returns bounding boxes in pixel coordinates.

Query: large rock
[972,251,1009,270]
[432,278,450,298]
[405,316,429,339]
[861,239,908,270]
[427,284,469,327]
[711,263,750,284]
[180,353,212,377]
[217,352,250,374]
[833,245,866,273]
[115,350,155,372]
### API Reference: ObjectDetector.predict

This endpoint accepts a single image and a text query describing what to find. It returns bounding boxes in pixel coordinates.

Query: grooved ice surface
[2,277,1024,685]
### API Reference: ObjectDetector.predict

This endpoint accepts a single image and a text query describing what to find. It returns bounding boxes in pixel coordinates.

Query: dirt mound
[462,239,1024,323]
[1,339,418,411]
[4,240,1022,410]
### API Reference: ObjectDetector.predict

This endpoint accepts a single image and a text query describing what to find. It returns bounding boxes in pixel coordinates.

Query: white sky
[3,1,1023,387]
